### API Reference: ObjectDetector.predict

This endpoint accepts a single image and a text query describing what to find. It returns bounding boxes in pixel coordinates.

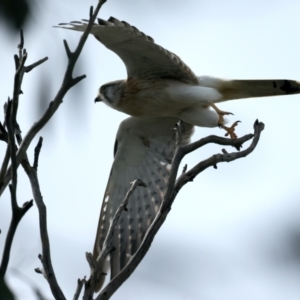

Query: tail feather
[197,76,300,103]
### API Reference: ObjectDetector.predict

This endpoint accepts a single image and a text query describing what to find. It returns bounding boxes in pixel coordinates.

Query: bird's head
[95,80,124,108]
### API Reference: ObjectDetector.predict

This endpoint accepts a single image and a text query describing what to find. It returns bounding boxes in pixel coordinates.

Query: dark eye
[100,85,108,94]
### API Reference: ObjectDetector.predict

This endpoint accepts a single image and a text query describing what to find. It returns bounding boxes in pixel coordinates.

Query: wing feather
[93,117,194,290]
[57,17,198,84]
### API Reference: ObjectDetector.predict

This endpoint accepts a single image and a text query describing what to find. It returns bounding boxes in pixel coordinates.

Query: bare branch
[84,179,146,299]
[18,30,24,55]
[73,278,86,300]
[24,57,48,73]
[0,105,10,187]
[1,1,108,297]
[22,152,66,300]
[174,120,264,192]
[33,137,43,170]
[70,74,87,87]
[0,190,33,278]
[0,57,35,277]
[0,0,108,196]
[0,146,10,189]
[0,30,46,195]
[181,164,187,174]
[12,41,27,125]
[0,121,8,142]
[0,1,108,298]
[63,40,72,59]
[179,132,254,155]
[5,100,17,189]
[96,120,264,300]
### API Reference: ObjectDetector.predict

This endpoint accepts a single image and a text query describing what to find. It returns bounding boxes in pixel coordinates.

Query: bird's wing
[93,117,194,289]
[57,17,199,84]
[198,76,300,102]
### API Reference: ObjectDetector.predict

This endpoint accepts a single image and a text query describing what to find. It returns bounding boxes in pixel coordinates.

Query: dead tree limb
[174,120,264,193]
[0,30,48,194]
[1,1,107,299]
[0,100,33,278]
[0,0,107,196]
[22,2,106,299]
[22,137,66,300]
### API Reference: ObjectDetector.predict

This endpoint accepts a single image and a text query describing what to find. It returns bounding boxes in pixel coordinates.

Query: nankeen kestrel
[58,17,300,290]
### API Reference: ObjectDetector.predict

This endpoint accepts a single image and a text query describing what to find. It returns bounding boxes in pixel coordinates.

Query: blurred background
[1,0,300,299]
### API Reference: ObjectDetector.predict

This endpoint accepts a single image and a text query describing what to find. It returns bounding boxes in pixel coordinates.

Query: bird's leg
[210,103,240,139]
[219,121,241,139]
[210,103,233,124]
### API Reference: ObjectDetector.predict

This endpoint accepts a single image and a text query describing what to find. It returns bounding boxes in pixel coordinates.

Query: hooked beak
[94,95,102,103]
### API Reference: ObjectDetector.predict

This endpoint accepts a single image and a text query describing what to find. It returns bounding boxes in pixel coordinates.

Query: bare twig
[0,146,10,189]
[0,107,10,188]
[5,100,17,190]
[1,0,108,297]
[33,137,43,170]
[0,121,8,142]
[174,120,264,192]
[0,99,33,278]
[73,278,86,300]
[83,179,146,299]
[0,30,47,196]
[181,164,187,174]
[2,1,108,298]
[22,139,66,300]
[0,191,33,278]
[25,57,49,73]
[0,0,108,196]
[96,120,264,300]
[63,40,72,59]
[12,30,44,128]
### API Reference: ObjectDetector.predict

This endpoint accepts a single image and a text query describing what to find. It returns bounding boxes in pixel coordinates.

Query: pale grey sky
[1,0,300,299]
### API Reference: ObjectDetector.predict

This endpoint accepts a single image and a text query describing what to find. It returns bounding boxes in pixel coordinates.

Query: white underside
[178,106,220,127]
[161,82,222,127]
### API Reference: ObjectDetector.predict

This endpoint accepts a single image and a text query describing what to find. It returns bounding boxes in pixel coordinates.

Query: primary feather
[58,17,198,83]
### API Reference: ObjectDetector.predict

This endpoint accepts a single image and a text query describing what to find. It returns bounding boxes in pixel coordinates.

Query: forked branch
[1,1,108,299]
[174,120,264,193]
[0,99,33,278]
[0,0,108,196]
[0,30,48,194]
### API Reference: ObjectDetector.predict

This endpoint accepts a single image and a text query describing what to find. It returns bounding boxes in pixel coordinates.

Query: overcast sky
[1,0,300,299]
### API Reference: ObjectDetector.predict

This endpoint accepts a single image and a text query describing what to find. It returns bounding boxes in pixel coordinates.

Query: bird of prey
[58,17,300,289]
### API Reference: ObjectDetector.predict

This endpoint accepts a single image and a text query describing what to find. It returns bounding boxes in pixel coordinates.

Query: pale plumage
[94,117,193,288]
[57,16,300,290]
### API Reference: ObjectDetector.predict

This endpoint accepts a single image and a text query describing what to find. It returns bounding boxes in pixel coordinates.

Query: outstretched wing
[93,117,194,289]
[198,76,300,102]
[57,17,198,84]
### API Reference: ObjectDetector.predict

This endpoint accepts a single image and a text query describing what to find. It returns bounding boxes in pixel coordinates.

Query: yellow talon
[210,103,234,125]
[220,121,241,139]
[210,103,240,139]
